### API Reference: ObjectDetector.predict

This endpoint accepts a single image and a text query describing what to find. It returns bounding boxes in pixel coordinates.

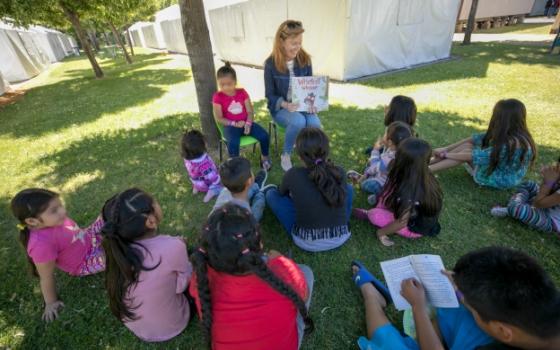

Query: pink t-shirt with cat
[212,88,249,122]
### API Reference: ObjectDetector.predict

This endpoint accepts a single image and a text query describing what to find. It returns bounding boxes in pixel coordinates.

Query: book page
[411,255,459,308]
[380,256,420,311]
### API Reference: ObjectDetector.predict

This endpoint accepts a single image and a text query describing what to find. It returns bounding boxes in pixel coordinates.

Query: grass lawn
[476,22,553,35]
[0,43,559,349]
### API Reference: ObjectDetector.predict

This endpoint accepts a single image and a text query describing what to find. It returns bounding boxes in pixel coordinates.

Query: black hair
[216,61,236,81]
[10,188,59,277]
[384,138,442,220]
[384,95,417,127]
[101,188,161,322]
[191,203,313,346]
[181,129,207,160]
[453,246,560,339]
[385,121,413,147]
[482,99,536,176]
[295,127,346,207]
[219,157,252,194]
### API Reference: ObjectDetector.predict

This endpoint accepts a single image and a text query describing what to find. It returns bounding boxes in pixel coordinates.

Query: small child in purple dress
[181,130,222,203]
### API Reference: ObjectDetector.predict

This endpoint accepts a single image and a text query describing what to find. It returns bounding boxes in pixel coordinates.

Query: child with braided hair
[100,188,192,342]
[189,202,314,350]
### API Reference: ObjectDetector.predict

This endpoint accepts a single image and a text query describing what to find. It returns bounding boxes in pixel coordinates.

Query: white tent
[530,0,547,16]
[0,70,12,96]
[129,22,150,48]
[155,5,187,54]
[457,0,535,21]
[208,0,462,81]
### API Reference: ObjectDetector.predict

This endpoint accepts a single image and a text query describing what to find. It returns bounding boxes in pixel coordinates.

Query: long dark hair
[191,203,313,346]
[482,99,536,175]
[386,121,413,147]
[295,127,346,207]
[101,188,161,322]
[10,188,59,277]
[384,138,442,220]
[181,129,207,160]
[384,95,417,127]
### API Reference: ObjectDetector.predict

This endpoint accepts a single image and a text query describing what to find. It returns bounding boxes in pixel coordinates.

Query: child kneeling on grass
[101,188,192,342]
[11,188,105,322]
[351,246,560,350]
[190,203,314,350]
[491,160,560,235]
[430,99,536,190]
[354,138,443,246]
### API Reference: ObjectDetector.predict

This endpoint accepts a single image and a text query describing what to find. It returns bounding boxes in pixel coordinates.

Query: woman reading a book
[264,20,322,171]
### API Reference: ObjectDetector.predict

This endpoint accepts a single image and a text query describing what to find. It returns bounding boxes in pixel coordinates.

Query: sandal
[350,260,392,305]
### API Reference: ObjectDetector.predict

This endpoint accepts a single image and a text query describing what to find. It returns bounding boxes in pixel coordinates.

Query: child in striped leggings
[491,163,560,234]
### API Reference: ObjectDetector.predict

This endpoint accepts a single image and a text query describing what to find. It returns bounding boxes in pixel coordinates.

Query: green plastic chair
[216,121,259,162]
[268,121,286,155]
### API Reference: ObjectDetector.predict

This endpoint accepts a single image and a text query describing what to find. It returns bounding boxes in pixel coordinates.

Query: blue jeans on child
[361,178,383,195]
[265,183,354,235]
[224,122,270,157]
[248,183,265,222]
[272,109,321,154]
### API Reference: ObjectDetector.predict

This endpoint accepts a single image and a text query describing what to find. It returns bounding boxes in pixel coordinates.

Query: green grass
[477,22,553,35]
[1,44,559,349]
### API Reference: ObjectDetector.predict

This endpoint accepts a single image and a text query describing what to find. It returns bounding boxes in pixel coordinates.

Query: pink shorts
[368,207,423,239]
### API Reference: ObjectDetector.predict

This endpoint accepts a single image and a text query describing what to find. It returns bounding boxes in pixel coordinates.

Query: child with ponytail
[101,188,192,342]
[189,203,314,350]
[10,188,105,322]
[266,127,353,252]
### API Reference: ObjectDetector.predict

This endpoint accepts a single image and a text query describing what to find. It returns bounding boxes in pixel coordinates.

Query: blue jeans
[265,183,354,236]
[361,179,383,195]
[224,122,270,157]
[248,183,265,222]
[272,109,321,154]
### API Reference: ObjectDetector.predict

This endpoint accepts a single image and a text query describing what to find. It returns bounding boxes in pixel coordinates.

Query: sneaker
[281,153,293,171]
[367,194,378,206]
[261,159,272,171]
[490,206,508,218]
[347,170,362,183]
[203,190,218,203]
[254,170,268,189]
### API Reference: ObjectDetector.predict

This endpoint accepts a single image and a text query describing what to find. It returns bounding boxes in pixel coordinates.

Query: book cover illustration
[290,76,329,112]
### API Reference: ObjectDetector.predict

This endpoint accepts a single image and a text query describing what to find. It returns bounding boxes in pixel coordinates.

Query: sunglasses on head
[285,20,302,29]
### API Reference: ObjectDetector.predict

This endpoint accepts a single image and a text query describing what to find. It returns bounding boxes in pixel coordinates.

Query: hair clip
[241,248,250,255]
[16,223,26,230]
[198,247,207,254]
[314,158,323,165]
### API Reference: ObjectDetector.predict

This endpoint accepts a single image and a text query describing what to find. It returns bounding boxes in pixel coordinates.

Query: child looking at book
[354,138,443,246]
[189,203,314,350]
[213,62,271,170]
[211,157,268,222]
[351,246,560,350]
[11,188,105,322]
[181,130,222,203]
[491,160,560,235]
[429,99,536,189]
[348,121,413,206]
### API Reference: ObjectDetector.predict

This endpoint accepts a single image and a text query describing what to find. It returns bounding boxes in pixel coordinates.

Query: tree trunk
[463,0,479,45]
[126,28,135,56]
[110,22,132,64]
[61,4,104,78]
[178,0,219,150]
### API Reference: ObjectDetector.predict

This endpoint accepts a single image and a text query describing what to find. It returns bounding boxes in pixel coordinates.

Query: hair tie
[314,158,323,165]
[198,247,207,254]
[241,248,250,255]
[16,223,26,230]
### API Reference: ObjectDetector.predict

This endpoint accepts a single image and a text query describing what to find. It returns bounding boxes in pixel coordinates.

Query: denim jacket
[264,56,313,115]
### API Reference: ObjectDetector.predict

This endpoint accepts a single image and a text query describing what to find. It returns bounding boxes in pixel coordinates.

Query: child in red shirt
[189,203,314,350]
[212,62,271,170]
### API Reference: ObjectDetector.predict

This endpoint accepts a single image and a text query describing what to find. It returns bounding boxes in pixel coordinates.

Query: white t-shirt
[286,60,295,102]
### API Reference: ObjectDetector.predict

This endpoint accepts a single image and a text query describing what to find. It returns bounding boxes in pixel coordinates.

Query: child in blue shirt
[351,247,560,350]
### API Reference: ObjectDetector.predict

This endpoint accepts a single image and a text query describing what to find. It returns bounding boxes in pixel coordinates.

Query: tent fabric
[530,0,546,16]
[207,0,461,80]
[160,19,187,54]
[0,71,11,96]
[458,0,535,21]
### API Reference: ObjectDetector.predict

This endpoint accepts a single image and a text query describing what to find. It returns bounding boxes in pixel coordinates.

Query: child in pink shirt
[181,129,222,202]
[11,188,105,322]
[101,188,192,342]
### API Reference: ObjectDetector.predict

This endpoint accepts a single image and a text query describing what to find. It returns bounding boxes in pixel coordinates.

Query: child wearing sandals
[350,246,560,350]
[212,62,272,170]
[11,188,105,322]
[348,121,413,206]
[491,160,560,235]
[430,99,536,190]
[189,203,314,350]
[354,138,443,246]
[182,130,223,203]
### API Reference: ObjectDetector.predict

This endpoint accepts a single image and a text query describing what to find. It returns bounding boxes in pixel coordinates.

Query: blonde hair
[270,20,311,73]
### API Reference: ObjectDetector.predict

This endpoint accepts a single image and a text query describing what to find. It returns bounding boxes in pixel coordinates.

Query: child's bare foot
[192,188,199,195]
[351,265,387,308]
[377,233,394,247]
[203,190,217,203]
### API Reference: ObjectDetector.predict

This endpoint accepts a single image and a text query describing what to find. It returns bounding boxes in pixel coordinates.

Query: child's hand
[42,300,64,322]
[267,249,282,259]
[234,121,245,128]
[374,137,384,150]
[283,102,299,112]
[401,278,426,308]
[244,123,252,135]
[542,165,560,183]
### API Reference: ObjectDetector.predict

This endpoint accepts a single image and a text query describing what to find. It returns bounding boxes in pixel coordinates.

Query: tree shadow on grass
[0,67,191,138]
[357,42,558,89]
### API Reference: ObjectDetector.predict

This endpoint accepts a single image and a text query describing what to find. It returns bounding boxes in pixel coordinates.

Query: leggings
[507,181,557,233]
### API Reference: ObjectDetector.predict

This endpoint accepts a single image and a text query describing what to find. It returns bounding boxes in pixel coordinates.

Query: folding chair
[216,122,258,162]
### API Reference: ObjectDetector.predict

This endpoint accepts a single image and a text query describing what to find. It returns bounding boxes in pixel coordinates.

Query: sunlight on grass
[61,171,104,193]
